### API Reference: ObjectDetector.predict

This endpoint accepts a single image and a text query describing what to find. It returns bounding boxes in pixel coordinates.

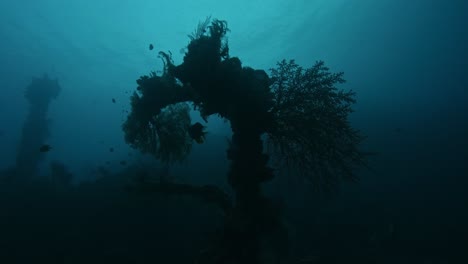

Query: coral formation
[15,74,61,179]
[123,17,366,264]
[266,59,367,190]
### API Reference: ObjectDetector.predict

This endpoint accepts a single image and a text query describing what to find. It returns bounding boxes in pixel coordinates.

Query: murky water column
[15,74,61,180]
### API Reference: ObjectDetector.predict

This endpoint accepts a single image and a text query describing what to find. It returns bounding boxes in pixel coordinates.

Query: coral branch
[267,59,368,190]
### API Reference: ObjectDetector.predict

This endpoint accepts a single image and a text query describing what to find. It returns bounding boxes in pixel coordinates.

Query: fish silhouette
[39,144,52,152]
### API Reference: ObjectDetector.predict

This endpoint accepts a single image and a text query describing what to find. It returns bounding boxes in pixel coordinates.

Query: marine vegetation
[123,17,367,264]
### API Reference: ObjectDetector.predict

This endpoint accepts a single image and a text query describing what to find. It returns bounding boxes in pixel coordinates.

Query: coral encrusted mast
[123,17,367,264]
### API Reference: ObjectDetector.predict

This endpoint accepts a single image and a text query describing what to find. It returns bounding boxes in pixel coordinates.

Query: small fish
[109,147,114,152]
[120,160,127,166]
[112,98,116,103]
[149,44,154,50]
[188,122,207,144]
[39,144,52,152]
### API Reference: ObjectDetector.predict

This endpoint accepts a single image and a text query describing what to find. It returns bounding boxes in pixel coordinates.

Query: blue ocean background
[0,0,467,263]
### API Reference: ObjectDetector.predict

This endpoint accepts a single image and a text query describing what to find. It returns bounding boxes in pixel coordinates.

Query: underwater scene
[0,0,467,263]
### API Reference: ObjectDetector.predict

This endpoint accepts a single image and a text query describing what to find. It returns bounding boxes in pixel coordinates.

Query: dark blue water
[1,1,467,263]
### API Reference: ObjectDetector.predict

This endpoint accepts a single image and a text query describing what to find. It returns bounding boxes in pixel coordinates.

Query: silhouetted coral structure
[123,17,367,264]
[15,74,61,179]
